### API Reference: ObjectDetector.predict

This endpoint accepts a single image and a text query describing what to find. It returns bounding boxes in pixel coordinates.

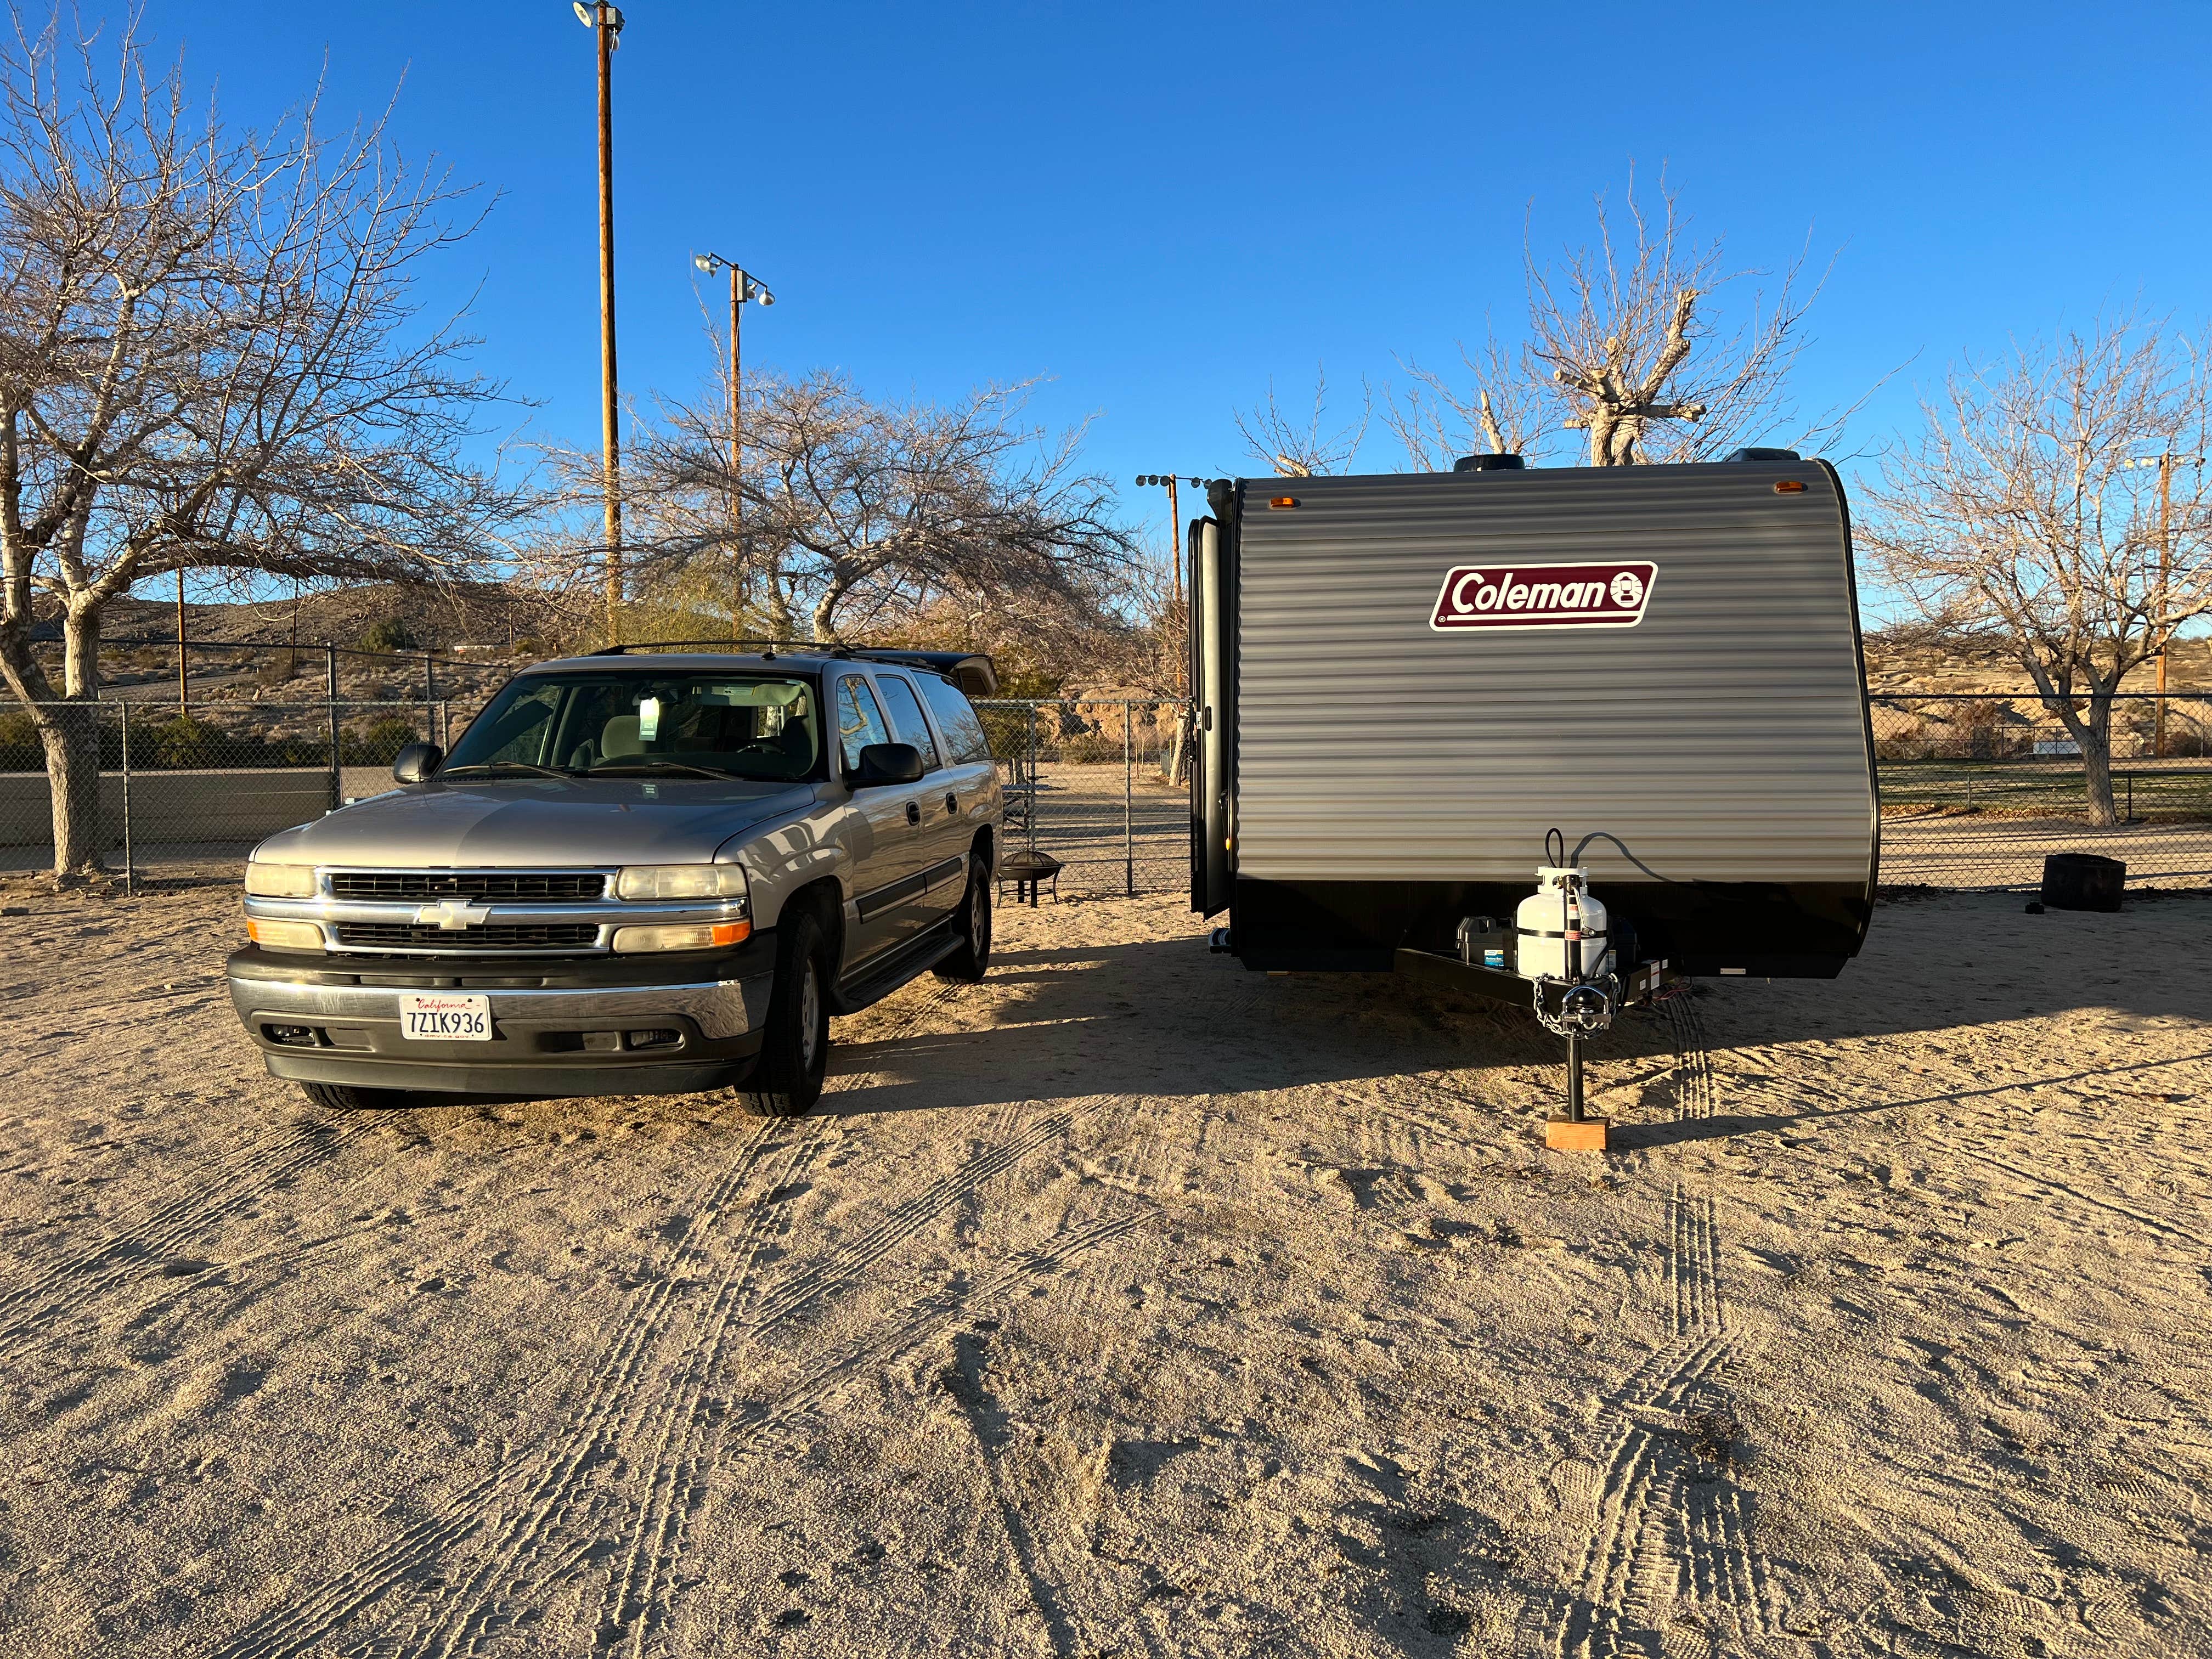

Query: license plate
[398,992,493,1041]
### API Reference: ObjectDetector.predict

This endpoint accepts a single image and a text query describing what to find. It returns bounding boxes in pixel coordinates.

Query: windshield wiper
[590,760,748,780]
[437,761,578,780]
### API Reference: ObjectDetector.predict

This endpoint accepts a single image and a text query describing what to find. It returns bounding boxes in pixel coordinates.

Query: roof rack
[588,638,854,659]
[579,638,999,696]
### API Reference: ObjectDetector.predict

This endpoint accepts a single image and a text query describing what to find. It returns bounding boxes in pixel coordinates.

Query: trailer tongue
[1190,452,1880,1149]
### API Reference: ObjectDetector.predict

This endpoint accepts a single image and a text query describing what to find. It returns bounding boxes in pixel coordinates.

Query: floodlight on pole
[692,252,779,631]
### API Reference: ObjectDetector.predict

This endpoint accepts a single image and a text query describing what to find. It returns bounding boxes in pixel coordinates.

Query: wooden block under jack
[1546,1115,1610,1153]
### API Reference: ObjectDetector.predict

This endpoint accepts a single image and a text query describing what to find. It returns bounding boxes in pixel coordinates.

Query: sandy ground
[1,885,2208,1659]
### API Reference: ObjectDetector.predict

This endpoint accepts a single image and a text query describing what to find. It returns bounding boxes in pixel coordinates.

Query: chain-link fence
[974,699,1192,898]
[15,684,2201,898]
[1872,693,2212,889]
[3,699,455,887]
[2,693,1199,898]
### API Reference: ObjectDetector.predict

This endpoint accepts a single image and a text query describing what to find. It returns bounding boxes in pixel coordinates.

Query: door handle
[945,792,960,815]
[905,801,921,826]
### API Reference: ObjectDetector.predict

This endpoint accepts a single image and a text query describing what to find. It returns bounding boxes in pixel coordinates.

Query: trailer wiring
[1547,826,1692,887]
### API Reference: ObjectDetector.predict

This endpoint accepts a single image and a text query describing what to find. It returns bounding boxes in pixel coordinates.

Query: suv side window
[872,674,941,772]
[835,676,894,773]
[916,672,992,766]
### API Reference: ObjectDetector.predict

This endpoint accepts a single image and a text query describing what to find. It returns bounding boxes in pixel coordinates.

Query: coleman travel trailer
[1186,450,1879,1148]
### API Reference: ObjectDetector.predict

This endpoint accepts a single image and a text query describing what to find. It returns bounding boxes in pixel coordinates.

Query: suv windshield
[443,673,822,782]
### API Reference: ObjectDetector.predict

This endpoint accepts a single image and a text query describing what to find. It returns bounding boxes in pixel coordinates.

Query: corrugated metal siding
[1234,462,1877,885]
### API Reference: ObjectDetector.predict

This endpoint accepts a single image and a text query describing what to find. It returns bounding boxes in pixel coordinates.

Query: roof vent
[1725,447,1801,462]
[1452,453,1526,472]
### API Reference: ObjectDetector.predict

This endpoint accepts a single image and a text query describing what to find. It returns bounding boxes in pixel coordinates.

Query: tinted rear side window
[917,673,992,766]
[872,674,941,772]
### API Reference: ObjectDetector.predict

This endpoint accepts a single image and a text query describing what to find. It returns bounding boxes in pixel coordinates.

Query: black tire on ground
[742,906,831,1117]
[297,1081,420,1111]
[932,851,993,984]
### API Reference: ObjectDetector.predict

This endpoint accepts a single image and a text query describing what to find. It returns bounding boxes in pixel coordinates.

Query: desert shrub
[1060,731,1124,764]
[359,617,416,654]
[256,648,304,687]
[343,716,420,765]
[0,710,41,771]
[143,713,228,769]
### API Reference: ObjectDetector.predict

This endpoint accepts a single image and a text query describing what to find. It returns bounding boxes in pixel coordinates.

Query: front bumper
[227,936,777,1097]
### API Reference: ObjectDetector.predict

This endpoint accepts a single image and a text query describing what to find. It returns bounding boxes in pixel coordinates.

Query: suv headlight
[614,865,750,902]
[246,861,317,898]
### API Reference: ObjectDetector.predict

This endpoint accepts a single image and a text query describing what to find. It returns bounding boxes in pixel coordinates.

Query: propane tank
[1515,866,1610,981]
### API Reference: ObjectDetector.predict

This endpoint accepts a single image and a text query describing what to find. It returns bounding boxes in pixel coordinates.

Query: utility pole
[1135,474,1204,692]
[692,252,775,635]
[2129,448,2205,759]
[577,3,626,645]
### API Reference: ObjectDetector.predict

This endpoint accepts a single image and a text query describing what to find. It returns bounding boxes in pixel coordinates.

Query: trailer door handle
[905,801,921,827]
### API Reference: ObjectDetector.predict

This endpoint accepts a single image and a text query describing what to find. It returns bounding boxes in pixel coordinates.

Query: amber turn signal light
[1269,496,1299,509]
[1774,480,1806,494]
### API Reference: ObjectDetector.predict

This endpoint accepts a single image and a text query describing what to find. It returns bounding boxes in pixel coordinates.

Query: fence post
[119,701,132,897]
[326,645,341,811]
[1124,702,1134,896]
[424,652,435,742]
[1026,702,1038,853]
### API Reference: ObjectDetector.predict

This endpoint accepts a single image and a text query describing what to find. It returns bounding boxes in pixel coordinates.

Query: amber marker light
[1774,480,1807,494]
[610,920,752,953]
[1269,496,1300,509]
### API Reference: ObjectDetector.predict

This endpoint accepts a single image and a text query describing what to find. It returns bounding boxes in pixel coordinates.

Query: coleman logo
[1429,560,1657,632]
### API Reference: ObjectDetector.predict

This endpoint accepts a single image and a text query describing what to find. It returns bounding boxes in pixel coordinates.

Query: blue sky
[145,0,2212,574]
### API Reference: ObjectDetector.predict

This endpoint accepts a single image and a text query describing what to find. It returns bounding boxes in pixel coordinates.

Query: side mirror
[849,742,924,787]
[392,742,444,784]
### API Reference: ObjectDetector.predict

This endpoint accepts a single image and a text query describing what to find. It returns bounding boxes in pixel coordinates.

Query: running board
[832,923,961,1015]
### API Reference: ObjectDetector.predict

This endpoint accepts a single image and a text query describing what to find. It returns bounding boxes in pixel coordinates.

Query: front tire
[933,852,992,984]
[297,1081,421,1111]
[743,909,831,1117]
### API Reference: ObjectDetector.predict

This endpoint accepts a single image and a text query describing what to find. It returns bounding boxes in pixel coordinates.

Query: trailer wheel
[742,909,831,1117]
[932,852,992,983]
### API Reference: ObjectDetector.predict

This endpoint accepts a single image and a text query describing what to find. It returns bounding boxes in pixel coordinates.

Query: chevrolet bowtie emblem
[415,898,491,930]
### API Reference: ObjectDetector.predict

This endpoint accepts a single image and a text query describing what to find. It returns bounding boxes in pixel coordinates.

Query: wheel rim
[970,873,989,955]
[798,957,821,1071]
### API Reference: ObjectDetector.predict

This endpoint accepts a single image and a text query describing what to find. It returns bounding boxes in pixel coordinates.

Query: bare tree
[1381,328,1544,470]
[580,370,1135,650]
[0,14,524,876]
[1233,364,1369,477]
[1380,171,1851,472]
[1860,317,2212,826]
[1526,171,1831,465]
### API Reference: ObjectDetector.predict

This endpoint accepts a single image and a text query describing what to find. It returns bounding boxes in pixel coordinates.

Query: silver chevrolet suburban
[226,646,1003,1116]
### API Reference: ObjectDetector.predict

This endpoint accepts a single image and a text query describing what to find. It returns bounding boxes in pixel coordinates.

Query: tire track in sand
[202,1098,1110,1659]
[1553,999,1779,1657]
[402,1116,836,1659]
[205,1115,798,1659]
[0,1116,375,1357]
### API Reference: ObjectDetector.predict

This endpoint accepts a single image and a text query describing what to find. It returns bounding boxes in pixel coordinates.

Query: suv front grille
[328,871,606,902]
[334,922,602,952]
